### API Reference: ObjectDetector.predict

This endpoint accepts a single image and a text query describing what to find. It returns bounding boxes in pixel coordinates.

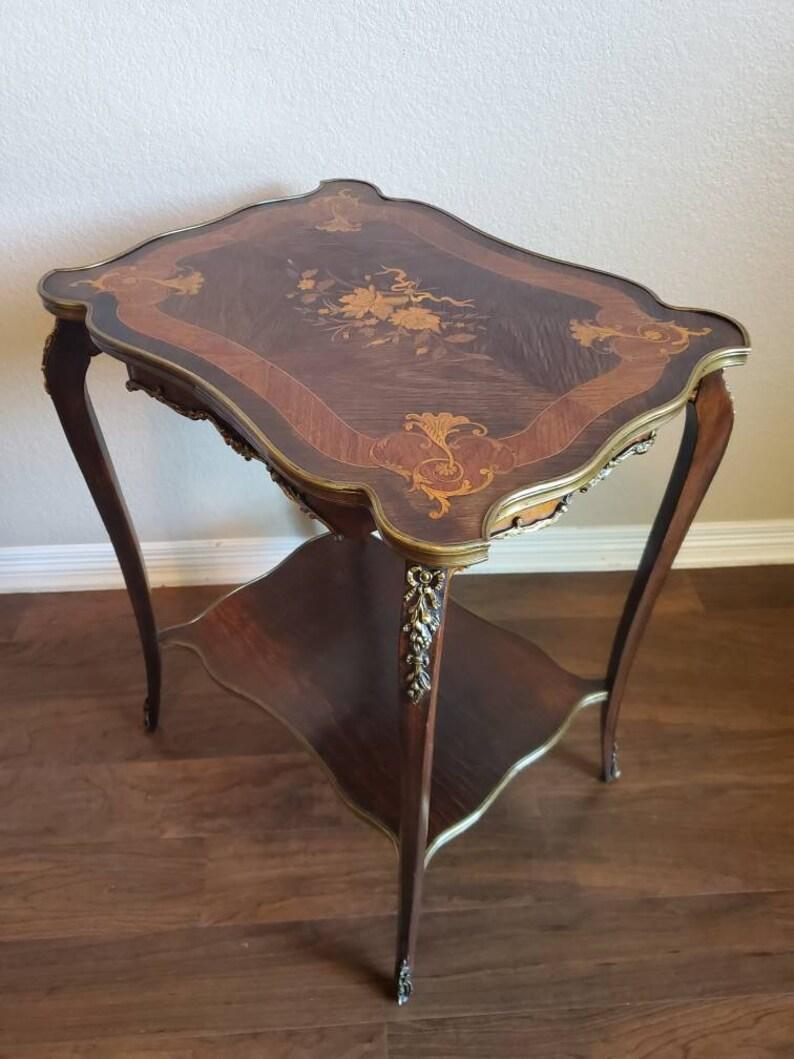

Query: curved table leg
[43,319,162,731]
[602,370,734,781]
[394,562,451,1004]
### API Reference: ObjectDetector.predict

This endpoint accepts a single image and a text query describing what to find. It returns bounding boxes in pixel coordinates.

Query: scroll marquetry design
[313,188,362,232]
[372,412,514,519]
[570,312,711,359]
[75,265,205,298]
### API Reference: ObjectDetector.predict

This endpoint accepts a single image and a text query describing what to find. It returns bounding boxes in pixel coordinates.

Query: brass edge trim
[51,308,493,568]
[38,176,752,348]
[491,495,572,538]
[38,178,751,567]
[424,688,608,866]
[50,306,748,569]
[163,638,399,855]
[37,181,338,319]
[579,431,656,494]
[159,550,606,868]
[158,532,330,624]
[325,179,752,350]
[157,549,400,857]
[482,346,748,534]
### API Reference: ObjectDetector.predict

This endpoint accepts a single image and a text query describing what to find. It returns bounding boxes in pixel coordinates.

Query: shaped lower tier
[159,533,605,862]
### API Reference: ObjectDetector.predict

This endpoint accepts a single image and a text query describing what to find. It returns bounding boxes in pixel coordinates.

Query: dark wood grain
[0,754,346,850]
[394,563,450,1003]
[158,534,602,851]
[692,562,794,613]
[0,1026,385,1059]
[601,369,735,781]
[42,318,161,729]
[1,894,793,1044]
[389,997,794,1058]
[1,568,792,1053]
[39,180,749,558]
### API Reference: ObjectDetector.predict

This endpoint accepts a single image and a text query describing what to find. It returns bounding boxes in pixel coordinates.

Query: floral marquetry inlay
[287,264,486,360]
[39,179,749,563]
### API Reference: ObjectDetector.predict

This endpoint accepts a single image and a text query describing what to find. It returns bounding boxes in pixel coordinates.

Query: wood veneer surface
[39,181,748,553]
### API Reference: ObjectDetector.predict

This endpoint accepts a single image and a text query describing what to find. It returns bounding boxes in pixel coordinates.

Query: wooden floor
[0,564,793,1057]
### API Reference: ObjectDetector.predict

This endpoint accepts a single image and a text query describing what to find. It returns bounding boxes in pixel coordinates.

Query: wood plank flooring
[0,565,792,1056]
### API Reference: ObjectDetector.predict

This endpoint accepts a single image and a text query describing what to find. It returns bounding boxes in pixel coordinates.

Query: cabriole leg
[42,319,162,730]
[602,370,734,781]
[394,562,451,1004]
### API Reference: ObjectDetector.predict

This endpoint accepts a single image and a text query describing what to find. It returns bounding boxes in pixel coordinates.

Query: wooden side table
[39,180,749,1004]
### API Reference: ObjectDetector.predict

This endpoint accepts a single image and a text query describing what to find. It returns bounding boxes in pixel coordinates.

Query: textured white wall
[1,0,791,548]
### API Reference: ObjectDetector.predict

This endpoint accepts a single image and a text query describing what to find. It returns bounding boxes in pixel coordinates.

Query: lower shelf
[160,533,605,862]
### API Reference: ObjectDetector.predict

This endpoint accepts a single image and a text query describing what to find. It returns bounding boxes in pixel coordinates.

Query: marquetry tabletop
[40,180,749,1004]
[39,180,749,567]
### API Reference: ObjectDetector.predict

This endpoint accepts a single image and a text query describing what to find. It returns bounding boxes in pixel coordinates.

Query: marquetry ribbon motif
[287,262,484,361]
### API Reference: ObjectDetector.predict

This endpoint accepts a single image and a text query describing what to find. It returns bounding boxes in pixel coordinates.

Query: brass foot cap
[396,960,413,1005]
[143,699,159,733]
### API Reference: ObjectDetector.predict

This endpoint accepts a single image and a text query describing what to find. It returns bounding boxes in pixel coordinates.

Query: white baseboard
[1,520,793,593]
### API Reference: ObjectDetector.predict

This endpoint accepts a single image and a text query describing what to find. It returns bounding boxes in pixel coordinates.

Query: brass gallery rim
[36,177,753,350]
[38,180,751,569]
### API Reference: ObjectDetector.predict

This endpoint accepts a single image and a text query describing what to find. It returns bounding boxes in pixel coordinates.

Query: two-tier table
[39,180,749,1003]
